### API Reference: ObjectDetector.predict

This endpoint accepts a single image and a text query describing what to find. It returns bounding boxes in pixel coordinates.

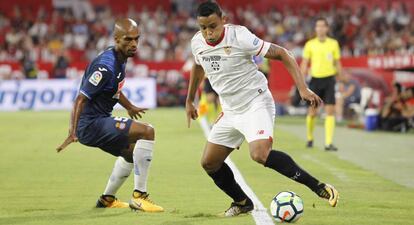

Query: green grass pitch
[1,108,413,225]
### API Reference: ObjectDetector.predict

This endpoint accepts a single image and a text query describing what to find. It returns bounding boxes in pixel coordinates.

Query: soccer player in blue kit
[56,18,163,212]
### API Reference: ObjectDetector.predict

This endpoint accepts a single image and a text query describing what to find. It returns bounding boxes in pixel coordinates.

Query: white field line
[198,117,275,225]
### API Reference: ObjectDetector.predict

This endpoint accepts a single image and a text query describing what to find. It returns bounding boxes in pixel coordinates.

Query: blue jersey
[79,47,126,118]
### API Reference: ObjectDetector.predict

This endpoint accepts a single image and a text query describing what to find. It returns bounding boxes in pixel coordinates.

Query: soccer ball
[270,191,304,223]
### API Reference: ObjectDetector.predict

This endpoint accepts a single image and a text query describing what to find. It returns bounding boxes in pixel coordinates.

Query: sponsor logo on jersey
[202,55,221,62]
[88,71,102,86]
[98,67,108,72]
[253,38,259,46]
[211,61,220,71]
[117,72,121,79]
[257,130,264,135]
[224,46,232,55]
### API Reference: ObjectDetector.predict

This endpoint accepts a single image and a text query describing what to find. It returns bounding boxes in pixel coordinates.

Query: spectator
[1,2,413,66]
[379,83,414,132]
[53,49,70,78]
[336,72,361,122]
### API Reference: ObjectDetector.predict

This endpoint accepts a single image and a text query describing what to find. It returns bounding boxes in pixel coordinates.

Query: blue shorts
[77,116,133,156]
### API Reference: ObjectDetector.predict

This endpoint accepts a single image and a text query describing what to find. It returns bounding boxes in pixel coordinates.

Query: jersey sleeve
[237,26,271,57]
[302,41,311,59]
[79,64,111,99]
[333,40,341,60]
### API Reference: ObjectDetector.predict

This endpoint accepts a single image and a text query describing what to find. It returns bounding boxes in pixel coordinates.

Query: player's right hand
[56,133,78,153]
[185,101,198,128]
[299,88,323,108]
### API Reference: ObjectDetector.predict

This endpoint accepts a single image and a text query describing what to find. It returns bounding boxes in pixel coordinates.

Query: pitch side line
[198,117,275,225]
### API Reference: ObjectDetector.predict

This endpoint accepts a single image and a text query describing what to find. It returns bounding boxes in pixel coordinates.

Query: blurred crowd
[0,1,413,66]
[0,0,413,125]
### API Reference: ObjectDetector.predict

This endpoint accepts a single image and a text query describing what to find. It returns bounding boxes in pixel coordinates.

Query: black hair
[315,17,329,26]
[197,1,222,17]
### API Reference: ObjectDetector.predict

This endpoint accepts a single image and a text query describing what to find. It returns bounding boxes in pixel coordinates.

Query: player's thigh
[201,141,234,173]
[207,112,244,150]
[242,110,274,164]
[128,120,155,143]
[238,91,275,145]
[235,92,275,163]
[88,116,132,157]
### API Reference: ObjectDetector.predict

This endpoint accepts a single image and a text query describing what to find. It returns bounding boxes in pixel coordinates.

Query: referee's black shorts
[309,75,336,105]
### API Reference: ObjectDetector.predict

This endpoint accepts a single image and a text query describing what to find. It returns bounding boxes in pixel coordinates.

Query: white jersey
[191,24,271,111]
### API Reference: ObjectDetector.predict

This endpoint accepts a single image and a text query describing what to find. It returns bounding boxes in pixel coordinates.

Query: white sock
[133,139,154,193]
[103,157,133,196]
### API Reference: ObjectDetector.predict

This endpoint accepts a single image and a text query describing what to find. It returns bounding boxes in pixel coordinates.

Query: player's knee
[142,124,155,140]
[250,147,270,165]
[201,159,221,173]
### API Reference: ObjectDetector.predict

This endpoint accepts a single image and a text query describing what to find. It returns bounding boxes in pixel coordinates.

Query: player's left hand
[299,88,323,108]
[127,106,147,120]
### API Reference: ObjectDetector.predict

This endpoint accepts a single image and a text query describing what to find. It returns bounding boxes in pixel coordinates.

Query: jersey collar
[206,27,226,47]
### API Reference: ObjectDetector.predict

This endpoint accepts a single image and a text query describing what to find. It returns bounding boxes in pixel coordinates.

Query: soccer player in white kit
[186,1,339,217]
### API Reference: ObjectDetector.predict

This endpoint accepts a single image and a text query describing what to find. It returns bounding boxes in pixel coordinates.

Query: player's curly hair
[197,1,222,17]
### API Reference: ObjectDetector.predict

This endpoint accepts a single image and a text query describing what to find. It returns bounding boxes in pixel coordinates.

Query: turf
[0,109,413,225]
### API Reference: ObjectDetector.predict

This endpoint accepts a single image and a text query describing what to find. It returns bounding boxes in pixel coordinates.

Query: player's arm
[118,92,146,119]
[264,44,322,107]
[185,63,205,127]
[57,65,110,152]
[56,93,87,152]
[300,58,309,78]
[300,42,310,78]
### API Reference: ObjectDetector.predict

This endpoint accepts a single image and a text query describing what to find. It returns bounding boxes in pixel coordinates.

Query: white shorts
[208,89,276,148]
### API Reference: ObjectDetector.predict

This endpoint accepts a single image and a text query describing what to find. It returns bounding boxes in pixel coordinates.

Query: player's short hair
[315,17,329,26]
[197,1,222,17]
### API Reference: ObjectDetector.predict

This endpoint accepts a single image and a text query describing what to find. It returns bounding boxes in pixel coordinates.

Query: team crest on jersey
[224,46,232,55]
[115,122,126,130]
[89,71,102,86]
[327,53,333,60]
